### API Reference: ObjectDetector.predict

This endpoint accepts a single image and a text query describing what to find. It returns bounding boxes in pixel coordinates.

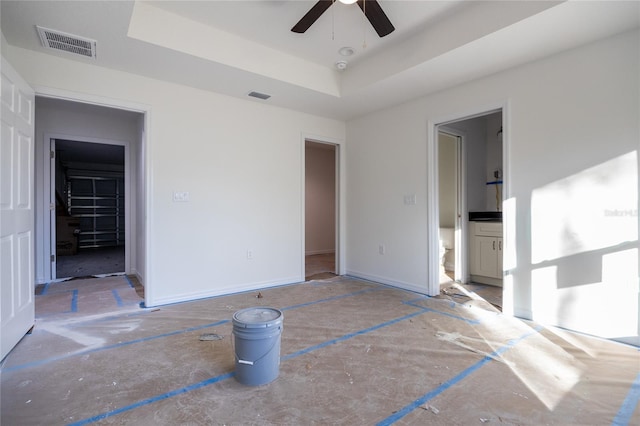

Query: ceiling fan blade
[357,0,395,37]
[291,0,334,33]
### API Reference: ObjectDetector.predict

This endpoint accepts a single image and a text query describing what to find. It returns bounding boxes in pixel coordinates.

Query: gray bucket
[232,307,283,386]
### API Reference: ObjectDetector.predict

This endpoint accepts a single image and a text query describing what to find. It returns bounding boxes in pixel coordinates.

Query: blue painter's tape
[282,308,429,361]
[112,289,124,307]
[8,286,378,372]
[376,325,543,426]
[5,319,230,373]
[123,275,135,288]
[612,371,640,426]
[69,308,431,425]
[403,299,481,325]
[41,282,51,295]
[281,287,379,311]
[423,307,481,325]
[64,310,154,329]
[67,372,235,426]
[68,289,79,313]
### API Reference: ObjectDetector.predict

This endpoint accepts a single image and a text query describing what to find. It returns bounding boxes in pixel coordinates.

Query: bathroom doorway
[432,109,504,309]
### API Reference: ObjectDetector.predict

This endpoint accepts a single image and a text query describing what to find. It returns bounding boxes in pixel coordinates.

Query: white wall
[346,29,639,345]
[6,44,345,306]
[34,97,141,283]
[305,142,336,255]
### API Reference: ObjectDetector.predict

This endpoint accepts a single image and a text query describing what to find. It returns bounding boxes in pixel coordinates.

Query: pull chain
[332,0,335,40]
[362,0,367,49]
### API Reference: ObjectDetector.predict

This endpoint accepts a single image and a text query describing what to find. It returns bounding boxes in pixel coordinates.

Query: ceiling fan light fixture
[339,0,358,4]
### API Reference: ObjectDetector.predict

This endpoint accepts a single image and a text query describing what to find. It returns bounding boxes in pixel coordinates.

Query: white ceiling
[1,1,639,120]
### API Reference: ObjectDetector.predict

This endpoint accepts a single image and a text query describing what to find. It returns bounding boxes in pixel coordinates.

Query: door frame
[301,134,345,279]
[46,135,129,280]
[32,88,151,306]
[426,102,509,297]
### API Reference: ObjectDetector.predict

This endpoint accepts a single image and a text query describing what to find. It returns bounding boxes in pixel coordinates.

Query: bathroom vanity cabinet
[469,221,503,286]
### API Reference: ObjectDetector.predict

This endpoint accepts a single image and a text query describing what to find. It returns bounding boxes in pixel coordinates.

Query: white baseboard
[145,275,303,307]
[305,249,336,256]
[345,270,431,296]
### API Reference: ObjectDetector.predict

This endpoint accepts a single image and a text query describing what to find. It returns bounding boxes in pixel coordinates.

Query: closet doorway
[52,139,125,279]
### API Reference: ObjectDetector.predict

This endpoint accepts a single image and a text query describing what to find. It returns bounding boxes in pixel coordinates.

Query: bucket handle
[234,328,281,366]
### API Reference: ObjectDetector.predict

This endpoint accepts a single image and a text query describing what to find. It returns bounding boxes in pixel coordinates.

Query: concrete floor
[2,275,639,425]
[56,246,125,279]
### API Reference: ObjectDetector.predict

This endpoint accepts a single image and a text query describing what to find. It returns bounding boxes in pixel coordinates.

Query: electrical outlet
[379,244,386,255]
[247,250,253,260]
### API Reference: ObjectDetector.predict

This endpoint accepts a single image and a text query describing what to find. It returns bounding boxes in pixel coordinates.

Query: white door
[1,57,35,360]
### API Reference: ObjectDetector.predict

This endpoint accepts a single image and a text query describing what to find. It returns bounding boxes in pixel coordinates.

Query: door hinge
[51,254,55,262]
[50,150,55,159]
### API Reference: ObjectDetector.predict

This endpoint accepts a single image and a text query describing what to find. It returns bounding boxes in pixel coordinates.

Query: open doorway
[305,140,338,280]
[433,110,505,310]
[53,139,125,279]
[35,95,145,288]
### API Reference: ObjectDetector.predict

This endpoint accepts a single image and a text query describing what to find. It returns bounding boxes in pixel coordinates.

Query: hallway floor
[56,246,125,279]
[2,275,638,425]
[305,252,335,280]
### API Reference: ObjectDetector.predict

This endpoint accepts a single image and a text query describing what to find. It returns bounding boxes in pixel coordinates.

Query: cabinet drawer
[472,221,502,237]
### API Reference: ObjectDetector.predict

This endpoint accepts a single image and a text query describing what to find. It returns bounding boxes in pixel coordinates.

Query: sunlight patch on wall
[531,152,637,264]
[503,197,517,271]
[502,273,514,316]
[531,265,558,324]
[531,249,638,339]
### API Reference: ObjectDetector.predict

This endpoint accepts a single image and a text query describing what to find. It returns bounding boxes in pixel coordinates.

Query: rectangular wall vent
[248,91,271,100]
[36,26,97,59]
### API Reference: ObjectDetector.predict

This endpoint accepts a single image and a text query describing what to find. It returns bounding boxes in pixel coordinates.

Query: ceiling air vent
[248,91,271,100]
[36,26,97,59]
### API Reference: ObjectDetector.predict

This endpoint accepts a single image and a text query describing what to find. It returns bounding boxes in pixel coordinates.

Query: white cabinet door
[1,57,35,360]
[473,235,499,278]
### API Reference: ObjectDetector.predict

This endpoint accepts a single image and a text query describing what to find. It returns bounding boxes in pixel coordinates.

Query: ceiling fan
[292,0,395,38]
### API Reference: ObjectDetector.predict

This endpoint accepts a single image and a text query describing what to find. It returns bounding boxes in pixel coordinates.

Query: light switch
[404,194,416,205]
[173,191,190,202]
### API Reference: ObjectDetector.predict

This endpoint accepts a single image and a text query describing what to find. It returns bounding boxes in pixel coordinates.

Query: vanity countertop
[468,211,502,222]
